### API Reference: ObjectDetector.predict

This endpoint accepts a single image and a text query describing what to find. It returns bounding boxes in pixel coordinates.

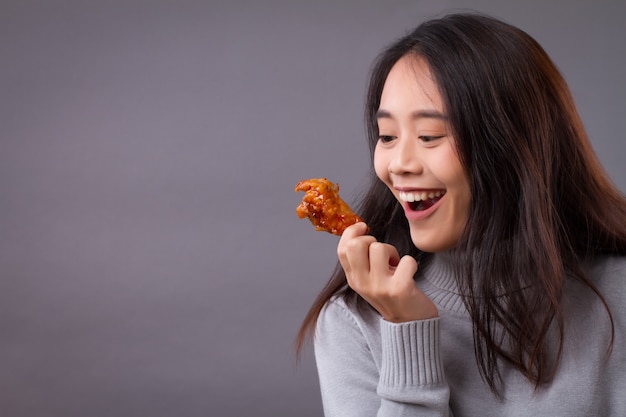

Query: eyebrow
[376,109,448,120]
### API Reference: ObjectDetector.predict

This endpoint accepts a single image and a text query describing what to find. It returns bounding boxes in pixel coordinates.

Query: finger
[386,255,417,295]
[394,255,418,285]
[340,222,369,239]
[368,242,401,278]
[337,221,371,266]
[338,235,377,278]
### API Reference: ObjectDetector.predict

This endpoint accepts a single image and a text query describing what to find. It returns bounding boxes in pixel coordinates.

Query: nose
[389,136,423,175]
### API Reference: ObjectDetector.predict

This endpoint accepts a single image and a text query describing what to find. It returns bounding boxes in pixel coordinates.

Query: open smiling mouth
[399,190,446,211]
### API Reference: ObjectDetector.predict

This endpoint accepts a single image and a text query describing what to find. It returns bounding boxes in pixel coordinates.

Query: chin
[410,229,457,253]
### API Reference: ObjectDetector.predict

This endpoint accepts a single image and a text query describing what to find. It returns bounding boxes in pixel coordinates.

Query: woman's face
[374,55,471,253]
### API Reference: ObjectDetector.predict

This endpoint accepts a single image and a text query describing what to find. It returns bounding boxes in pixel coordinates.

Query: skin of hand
[337,222,439,323]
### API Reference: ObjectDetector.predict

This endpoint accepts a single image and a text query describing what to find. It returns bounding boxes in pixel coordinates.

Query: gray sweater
[314,254,626,416]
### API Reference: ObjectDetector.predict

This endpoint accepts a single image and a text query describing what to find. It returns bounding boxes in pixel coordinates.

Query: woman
[296,13,626,416]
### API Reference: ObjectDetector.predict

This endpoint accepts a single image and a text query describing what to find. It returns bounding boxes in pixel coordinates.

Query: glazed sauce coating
[295,178,363,236]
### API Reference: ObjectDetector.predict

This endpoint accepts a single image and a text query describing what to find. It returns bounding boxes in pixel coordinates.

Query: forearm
[315,299,451,417]
[377,318,451,416]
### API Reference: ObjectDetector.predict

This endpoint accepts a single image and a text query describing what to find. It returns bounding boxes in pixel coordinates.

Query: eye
[419,135,444,142]
[378,135,396,143]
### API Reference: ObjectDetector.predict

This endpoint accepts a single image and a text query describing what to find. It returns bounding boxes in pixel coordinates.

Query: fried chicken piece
[295,177,363,236]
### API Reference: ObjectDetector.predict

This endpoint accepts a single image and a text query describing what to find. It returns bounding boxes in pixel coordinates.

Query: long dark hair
[296,13,626,395]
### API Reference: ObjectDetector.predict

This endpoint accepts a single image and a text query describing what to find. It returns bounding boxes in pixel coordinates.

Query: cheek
[373,145,389,182]
[449,166,472,224]
[435,147,471,219]
[437,148,467,189]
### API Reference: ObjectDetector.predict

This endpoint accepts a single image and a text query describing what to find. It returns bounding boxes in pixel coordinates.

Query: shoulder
[585,255,626,294]
[573,255,626,327]
[562,256,626,330]
[316,296,381,340]
[313,297,381,369]
[315,296,383,360]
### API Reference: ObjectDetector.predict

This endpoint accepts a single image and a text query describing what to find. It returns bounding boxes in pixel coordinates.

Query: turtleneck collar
[421,252,459,291]
[418,252,468,314]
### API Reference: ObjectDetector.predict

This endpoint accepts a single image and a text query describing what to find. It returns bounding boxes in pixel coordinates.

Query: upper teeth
[399,190,444,202]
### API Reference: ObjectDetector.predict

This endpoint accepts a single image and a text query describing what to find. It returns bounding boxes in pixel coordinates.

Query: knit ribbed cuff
[379,318,444,388]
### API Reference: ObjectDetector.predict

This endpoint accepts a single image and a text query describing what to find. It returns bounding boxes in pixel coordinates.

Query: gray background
[1,0,624,416]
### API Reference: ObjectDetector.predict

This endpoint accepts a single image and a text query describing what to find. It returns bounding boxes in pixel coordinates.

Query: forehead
[379,55,443,111]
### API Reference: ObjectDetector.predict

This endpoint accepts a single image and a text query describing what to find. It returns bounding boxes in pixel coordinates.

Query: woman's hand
[338,222,438,323]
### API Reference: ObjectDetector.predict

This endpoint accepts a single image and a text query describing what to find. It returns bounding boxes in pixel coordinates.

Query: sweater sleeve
[314,299,452,417]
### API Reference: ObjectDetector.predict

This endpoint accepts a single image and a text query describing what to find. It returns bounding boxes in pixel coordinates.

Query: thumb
[395,255,418,281]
